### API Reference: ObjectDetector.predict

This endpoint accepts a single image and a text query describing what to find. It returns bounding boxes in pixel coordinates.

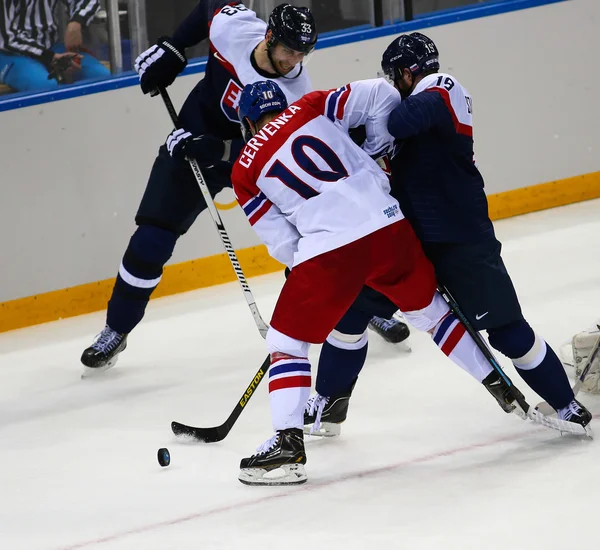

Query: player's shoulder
[210,3,266,50]
[417,72,470,96]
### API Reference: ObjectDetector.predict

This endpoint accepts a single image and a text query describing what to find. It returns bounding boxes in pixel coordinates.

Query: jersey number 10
[266,135,348,199]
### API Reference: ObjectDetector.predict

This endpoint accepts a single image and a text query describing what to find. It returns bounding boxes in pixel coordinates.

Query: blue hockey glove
[134,36,187,95]
[166,129,229,167]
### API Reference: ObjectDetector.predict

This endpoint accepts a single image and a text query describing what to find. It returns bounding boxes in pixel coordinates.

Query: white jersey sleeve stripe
[325,85,350,121]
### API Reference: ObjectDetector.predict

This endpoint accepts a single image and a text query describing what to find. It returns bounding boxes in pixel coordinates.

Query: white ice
[2,199,600,550]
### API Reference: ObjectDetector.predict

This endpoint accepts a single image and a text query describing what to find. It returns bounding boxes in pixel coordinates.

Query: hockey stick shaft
[439,286,590,435]
[171,354,270,442]
[437,285,530,413]
[158,88,269,339]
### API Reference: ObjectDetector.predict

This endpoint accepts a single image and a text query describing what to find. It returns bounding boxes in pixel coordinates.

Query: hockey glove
[166,129,230,168]
[134,36,187,95]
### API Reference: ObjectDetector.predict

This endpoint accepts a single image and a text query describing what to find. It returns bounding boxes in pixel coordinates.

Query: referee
[0,0,109,92]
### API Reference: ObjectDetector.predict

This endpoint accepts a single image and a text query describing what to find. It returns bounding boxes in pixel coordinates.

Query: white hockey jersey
[208,3,312,123]
[232,79,403,268]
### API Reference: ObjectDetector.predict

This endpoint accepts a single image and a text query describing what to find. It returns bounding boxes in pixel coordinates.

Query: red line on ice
[58,413,597,549]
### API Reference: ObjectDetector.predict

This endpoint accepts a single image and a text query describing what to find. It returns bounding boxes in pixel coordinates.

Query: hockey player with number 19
[230,78,555,485]
[380,32,591,426]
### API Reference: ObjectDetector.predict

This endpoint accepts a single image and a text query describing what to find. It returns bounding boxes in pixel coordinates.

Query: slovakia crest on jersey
[221,79,244,122]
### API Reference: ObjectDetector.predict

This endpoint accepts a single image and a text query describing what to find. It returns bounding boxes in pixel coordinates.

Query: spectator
[0,0,110,93]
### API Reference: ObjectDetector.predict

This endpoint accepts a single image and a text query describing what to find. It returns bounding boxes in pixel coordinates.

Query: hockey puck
[157,447,170,467]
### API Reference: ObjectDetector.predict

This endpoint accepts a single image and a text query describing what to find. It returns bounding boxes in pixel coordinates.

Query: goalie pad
[561,325,600,394]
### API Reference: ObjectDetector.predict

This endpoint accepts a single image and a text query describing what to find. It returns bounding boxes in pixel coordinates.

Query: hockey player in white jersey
[231,79,544,485]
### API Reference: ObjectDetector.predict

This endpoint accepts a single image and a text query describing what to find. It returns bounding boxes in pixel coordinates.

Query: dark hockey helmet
[267,3,318,54]
[238,80,288,142]
[381,32,439,84]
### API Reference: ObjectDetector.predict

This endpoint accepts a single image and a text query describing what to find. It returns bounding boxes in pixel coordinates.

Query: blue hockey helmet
[238,80,288,142]
[381,32,439,84]
[267,4,317,54]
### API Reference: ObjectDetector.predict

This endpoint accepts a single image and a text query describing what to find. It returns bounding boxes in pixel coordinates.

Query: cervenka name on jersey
[238,105,303,169]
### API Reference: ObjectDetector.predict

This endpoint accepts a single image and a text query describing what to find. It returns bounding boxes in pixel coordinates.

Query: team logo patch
[221,79,243,122]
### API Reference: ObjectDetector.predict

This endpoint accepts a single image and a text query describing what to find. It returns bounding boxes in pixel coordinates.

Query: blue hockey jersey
[387,73,495,243]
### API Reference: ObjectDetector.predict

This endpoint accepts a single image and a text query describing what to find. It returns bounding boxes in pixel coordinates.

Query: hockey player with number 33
[231,78,539,485]
[79,2,318,373]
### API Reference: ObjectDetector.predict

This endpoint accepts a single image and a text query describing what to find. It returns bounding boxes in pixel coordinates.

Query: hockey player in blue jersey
[305,32,591,433]
[80,2,318,372]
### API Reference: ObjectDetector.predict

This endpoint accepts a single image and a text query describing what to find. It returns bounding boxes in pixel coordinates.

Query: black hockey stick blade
[171,420,229,443]
[171,355,270,443]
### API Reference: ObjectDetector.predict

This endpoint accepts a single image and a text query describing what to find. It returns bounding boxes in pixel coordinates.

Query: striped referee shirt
[0,0,100,67]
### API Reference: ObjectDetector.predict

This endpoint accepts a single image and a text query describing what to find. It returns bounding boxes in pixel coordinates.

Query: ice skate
[368,315,411,349]
[304,386,353,437]
[239,428,307,486]
[557,399,593,436]
[482,370,519,414]
[80,325,127,377]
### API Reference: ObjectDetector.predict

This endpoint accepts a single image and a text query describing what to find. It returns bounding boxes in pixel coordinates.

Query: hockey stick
[536,328,600,416]
[157,87,269,339]
[438,285,590,436]
[171,355,270,442]
[156,88,271,441]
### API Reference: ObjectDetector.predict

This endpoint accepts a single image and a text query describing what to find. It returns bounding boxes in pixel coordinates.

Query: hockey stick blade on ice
[172,355,270,442]
[155,88,270,441]
[156,88,269,339]
[438,286,590,436]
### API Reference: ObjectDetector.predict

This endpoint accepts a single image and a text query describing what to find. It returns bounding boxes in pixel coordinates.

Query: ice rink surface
[2,199,600,550]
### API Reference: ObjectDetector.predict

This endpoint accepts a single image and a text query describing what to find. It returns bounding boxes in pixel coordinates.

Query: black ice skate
[557,400,592,431]
[482,370,519,414]
[368,315,410,345]
[303,385,354,437]
[239,428,307,486]
[80,325,127,376]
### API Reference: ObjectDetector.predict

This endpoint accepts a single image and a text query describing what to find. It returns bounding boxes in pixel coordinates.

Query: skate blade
[303,422,342,437]
[528,408,593,438]
[238,464,307,486]
[81,356,120,379]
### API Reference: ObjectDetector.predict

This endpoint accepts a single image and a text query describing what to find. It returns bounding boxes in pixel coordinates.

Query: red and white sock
[268,352,311,431]
[432,311,493,382]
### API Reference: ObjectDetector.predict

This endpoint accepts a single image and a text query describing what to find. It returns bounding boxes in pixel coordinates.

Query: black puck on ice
[157,447,170,467]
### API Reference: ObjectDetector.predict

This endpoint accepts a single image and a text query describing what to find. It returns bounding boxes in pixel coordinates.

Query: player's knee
[326,307,370,350]
[327,329,368,350]
[266,326,310,358]
[402,292,449,332]
[127,225,178,267]
[488,320,546,369]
